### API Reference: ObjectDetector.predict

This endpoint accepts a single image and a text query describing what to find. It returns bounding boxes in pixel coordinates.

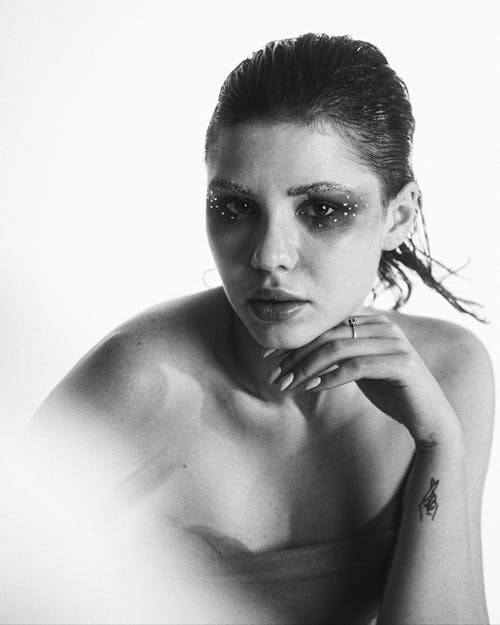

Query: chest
[118,379,415,554]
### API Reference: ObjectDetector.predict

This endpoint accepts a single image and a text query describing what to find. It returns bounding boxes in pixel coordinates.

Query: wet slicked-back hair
[205,33,486,322]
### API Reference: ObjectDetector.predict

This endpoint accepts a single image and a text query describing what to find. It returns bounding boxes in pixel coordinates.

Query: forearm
[377,431,487,625]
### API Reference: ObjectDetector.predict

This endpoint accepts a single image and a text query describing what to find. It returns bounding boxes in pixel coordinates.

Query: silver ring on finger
[348,316,358,339]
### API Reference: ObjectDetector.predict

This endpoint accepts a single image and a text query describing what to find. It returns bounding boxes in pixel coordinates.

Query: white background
[1,0,499,621]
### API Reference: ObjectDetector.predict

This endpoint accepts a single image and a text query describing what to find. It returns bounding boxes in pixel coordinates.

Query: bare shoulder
[27,288,227,490]
[30,288,226,437]
[381,308,493,380]
[382,308,495,457]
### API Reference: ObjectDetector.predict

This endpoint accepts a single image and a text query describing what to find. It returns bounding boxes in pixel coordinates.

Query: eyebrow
[208,177,357,197]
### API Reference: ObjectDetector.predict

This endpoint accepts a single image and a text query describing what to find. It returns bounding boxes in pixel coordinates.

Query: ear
[381,181,421,251]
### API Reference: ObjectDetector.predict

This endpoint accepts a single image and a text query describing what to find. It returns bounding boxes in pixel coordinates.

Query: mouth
[250,298,302,303]
[247,287,308,302]
[247,299,309,322]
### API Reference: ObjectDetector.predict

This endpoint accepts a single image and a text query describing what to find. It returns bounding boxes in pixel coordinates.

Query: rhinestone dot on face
[207,187,368,227]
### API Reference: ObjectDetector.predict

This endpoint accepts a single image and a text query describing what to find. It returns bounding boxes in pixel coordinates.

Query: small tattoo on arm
[418,477,439,521]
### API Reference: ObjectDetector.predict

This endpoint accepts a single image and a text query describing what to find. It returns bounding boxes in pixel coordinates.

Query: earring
[202,268,222,288]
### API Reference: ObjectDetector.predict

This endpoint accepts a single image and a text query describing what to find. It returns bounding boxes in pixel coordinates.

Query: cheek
[308,233,381,287]
[208,237,240,270]
[206,220,258,270]
[206,229,245,286]
[206,221,236,260]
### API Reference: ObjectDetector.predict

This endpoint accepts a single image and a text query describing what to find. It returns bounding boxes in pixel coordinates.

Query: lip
[247,299,308,322]
[247,287,308,302]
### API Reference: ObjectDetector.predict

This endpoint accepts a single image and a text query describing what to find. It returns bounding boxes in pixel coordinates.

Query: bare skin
[31,286,456,555]
[28,122,493,623]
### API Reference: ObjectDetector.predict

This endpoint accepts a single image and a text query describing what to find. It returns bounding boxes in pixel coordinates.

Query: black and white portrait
[1,2,498,623]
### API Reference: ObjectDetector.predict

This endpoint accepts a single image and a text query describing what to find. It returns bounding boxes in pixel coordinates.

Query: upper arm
[32,329,169,425]
[28,330,172,490]
[435,321,495,618]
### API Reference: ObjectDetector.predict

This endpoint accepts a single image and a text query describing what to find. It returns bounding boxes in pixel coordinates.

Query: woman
[32,33,494,624]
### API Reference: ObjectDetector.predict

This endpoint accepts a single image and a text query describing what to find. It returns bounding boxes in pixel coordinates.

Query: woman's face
[206,121,390,350]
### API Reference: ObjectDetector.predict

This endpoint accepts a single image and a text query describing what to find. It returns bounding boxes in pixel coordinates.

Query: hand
[266,314,463,447]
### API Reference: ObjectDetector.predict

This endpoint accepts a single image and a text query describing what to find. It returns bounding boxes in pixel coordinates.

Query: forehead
[207,121,380,200]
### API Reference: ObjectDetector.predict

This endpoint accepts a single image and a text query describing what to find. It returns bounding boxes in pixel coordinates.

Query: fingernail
[279,372,294,391]
[267,366,282,384]
[305,376,322,390]
[262,348,277,358]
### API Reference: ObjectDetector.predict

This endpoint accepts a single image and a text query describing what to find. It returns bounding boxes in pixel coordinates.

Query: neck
[222,294,371,412]
[229,307,295,405]
[224,303,346,417]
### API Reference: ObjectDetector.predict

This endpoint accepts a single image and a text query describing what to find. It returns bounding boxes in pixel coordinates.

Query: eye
[206,194,255,223]
[224,198,254,217]
[297,200,340,220]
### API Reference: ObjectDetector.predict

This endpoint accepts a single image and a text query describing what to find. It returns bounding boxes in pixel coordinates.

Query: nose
[250,216,299,272]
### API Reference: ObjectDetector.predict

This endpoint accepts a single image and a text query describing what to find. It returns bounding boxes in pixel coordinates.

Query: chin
[236,297,357,348]
[245,318,324,351]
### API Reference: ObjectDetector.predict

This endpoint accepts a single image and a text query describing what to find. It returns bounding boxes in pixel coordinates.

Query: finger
[307,353,406,391]
[261,347,289,359]
[277,320,398,376]
[341,314,406,340]
[341,313,392,325]
[281,338,405,390]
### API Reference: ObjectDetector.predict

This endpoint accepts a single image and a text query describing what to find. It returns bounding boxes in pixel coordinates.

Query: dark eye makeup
[206,189,362,231]
[296,194,360,229]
